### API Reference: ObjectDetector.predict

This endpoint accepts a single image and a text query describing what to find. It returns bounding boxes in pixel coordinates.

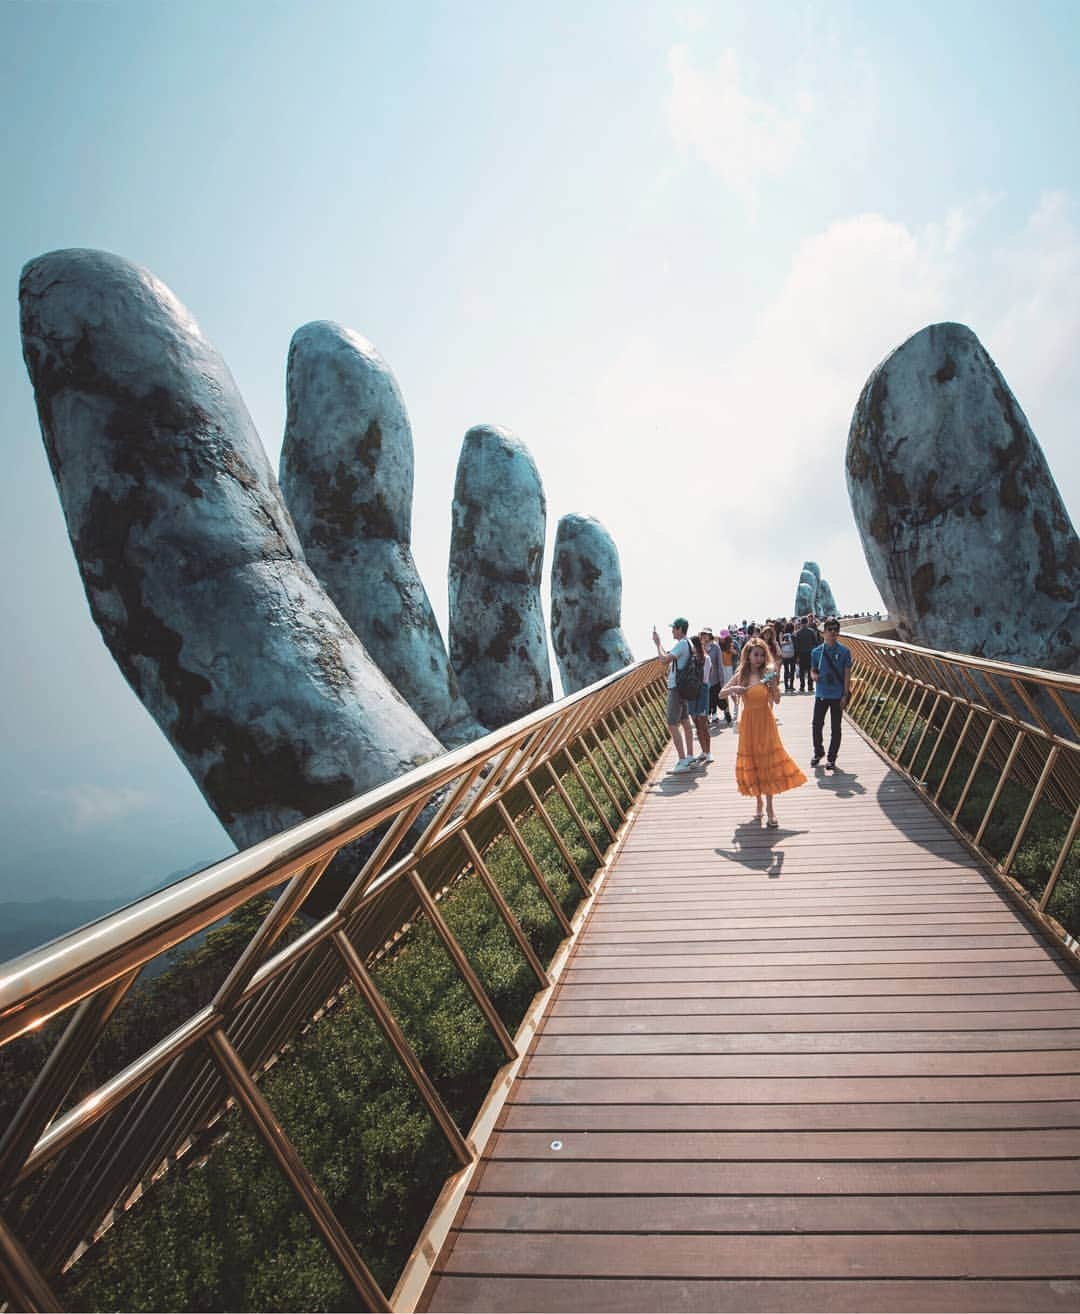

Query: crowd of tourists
[650,613,853,828]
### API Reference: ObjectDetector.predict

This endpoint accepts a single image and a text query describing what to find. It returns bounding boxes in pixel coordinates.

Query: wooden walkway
[422,708,1080,1312]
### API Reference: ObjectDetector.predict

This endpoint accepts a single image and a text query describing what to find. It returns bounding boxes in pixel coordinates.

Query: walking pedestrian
[715,630,739,725]
[688,633,713,765]
[652,617,697,773]
[703,628,723,727]
[780,623,797,692]
[718,637,806,826]
[810,617,853,770]
[793,615,819,693]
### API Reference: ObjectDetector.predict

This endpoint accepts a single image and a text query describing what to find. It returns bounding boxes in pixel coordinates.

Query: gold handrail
[844,632,1080,954]
[0,658,669,1311]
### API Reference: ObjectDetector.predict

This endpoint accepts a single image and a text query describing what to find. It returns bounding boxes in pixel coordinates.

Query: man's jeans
[797,656,813,691]
[812,696,844,762]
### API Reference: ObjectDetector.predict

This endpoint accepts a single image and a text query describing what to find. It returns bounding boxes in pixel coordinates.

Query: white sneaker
[670,759,694,773]
[700,753,714,764]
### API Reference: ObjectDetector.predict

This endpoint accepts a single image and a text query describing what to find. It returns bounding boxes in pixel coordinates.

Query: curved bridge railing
[845,633,1080,958]
[0,660,668,1313]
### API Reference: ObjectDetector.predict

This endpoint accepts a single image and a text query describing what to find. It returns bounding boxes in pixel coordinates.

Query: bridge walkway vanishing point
[422,708,1080,1313]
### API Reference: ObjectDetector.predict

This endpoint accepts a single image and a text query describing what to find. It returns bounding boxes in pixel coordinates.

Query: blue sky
[2,0,1078,908]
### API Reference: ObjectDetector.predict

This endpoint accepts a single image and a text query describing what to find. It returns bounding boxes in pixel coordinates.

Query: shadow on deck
[422,705,1080,1313]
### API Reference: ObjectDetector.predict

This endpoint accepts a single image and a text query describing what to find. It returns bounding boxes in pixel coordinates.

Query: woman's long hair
[734,636,775,686]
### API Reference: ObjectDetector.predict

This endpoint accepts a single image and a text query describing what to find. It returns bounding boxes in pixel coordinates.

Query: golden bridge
[1,634,1078,1312]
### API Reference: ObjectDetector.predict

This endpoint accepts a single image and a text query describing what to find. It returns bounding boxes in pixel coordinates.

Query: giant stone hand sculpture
[279,321,486,746]
[448,424,553,728]
[550,513,634,694]
[846,322,1079,670]
[19,250,444,858]
[21,248,639,893]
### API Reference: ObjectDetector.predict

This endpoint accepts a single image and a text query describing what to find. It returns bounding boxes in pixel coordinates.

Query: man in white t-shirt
[652,616,696,773]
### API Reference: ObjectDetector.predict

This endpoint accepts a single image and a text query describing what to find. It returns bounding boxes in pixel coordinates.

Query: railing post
[405,871,518,1061]
[331,930,473,1167]
[205,1027,391,1313]
[1039,805,1080,914]
[459,828,551,985]
[951,720,998,824]
[543,763,606,867]
[973,729,1026,848]
[494,801,574,936]
[934,707,976,804]
[1001,746,1060,875]
[883,679,920,757]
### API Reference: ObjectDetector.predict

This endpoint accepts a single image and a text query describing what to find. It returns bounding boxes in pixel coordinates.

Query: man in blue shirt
[810,617,853,769]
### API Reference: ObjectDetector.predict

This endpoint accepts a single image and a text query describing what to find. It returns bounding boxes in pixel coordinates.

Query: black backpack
[675,644,704,701]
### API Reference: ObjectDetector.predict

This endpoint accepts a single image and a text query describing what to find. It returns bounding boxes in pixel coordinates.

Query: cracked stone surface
[448,424,552,728]
[279,321,486,746]
[847,321,1079,670]
[550,513,633,695]
[20,249,445,860]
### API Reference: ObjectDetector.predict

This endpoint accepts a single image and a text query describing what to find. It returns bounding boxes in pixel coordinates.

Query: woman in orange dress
[718,637,806,827]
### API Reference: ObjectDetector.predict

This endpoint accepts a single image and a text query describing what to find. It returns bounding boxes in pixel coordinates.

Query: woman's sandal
[766,817,779,828]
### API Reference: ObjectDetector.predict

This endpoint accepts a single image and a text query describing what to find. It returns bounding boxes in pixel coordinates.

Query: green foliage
[48,719,663,1314]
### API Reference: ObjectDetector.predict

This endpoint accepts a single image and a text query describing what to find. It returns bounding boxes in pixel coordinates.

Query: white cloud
[584,195,1080,647]
[984,192,1080,401]
[666,44,809,205]
[63,784,149,831]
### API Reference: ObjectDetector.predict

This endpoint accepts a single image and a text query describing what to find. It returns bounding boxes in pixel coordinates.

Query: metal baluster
[951,720,998,825]
[934,707,976,804]
[494,801,573,936]
[1038,805,1080,914]
[331,931,472,1166]
[1001,746,1061,875]
[459,829,550,986]
[205,1027,390,1312]
[973,729,1026,848]
[405,872,517,1061]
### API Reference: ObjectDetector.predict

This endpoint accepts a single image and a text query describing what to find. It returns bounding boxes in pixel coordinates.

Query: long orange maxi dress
[735,682,807,797]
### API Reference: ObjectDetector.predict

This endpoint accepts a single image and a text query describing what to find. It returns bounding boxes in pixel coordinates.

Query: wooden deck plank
[543,1009,1080,1032]
[422,720,1080,1312]
[532,1029,1080,1053]
[550,993,1080,1014]
[500,1100,1080,1132]
[428,1276,1080,1312]
[440,1231,1080,1278]
[486,1128,1080,1159]
[459,1193,1080,1233]
[472,1158,1080,1195]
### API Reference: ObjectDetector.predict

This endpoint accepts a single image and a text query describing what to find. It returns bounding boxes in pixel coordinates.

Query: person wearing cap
[652,617,696,773]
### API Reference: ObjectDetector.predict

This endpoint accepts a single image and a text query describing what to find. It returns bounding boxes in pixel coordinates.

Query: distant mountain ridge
[0,859,218,963]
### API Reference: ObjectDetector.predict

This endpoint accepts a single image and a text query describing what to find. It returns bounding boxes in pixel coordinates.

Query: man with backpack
[652,617,698,774]
[810,617,853,769]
